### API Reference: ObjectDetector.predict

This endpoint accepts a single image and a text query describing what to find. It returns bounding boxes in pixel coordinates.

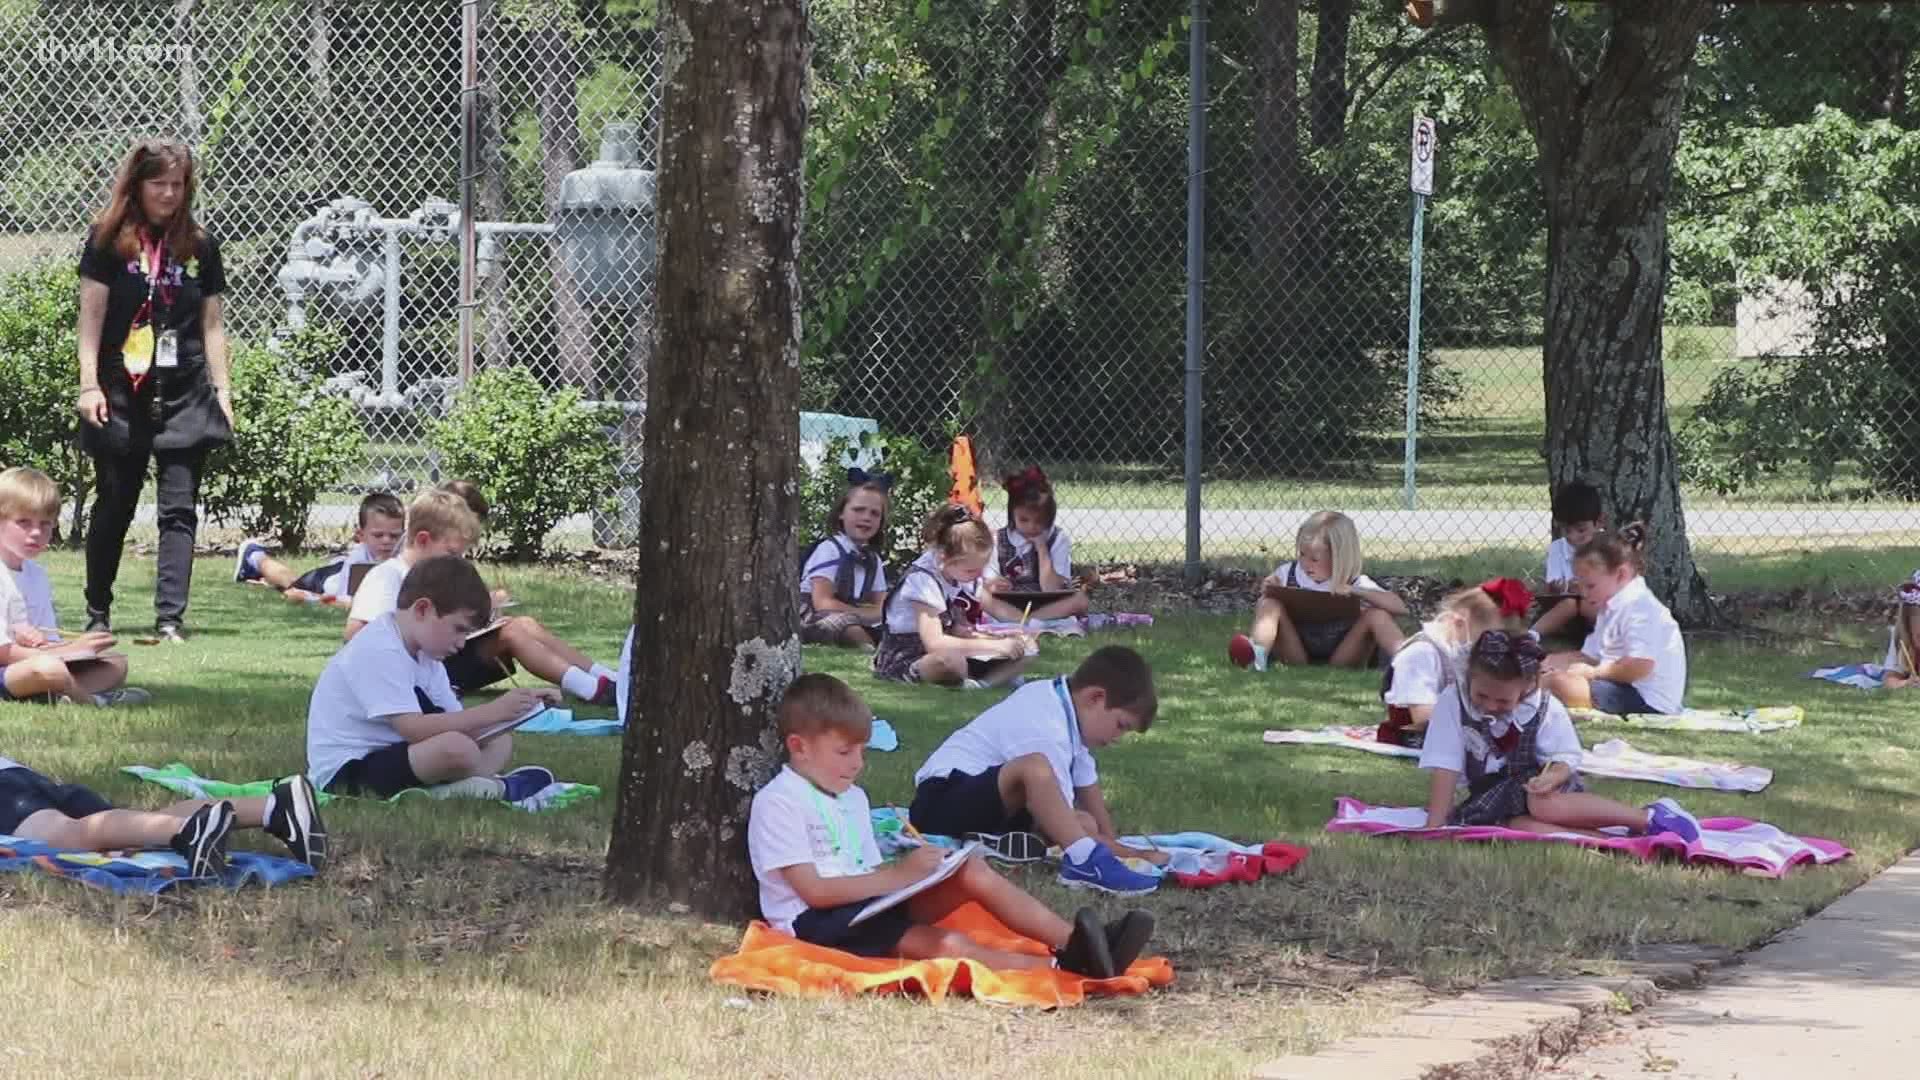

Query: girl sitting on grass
[1420,630,1701,840]
[1230,510,1407,671]
[1377,578,1529,747]
[872,505,1034,689]
[1540,523,1686,715]
[1882,573,1920,689]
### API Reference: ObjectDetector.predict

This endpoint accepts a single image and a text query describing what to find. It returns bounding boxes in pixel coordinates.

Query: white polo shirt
[800,533,889,599]
[1383,625,1467,708]
[885,552,977,635]
[1545,538,1575,583]
[1273,560,1381,593]
[988,527,1074,582]
[1581,575,1687,713]
[747,766,882,933]
[915,676,1095,807]
[306,612,462,789]
[1419,688,1582,782]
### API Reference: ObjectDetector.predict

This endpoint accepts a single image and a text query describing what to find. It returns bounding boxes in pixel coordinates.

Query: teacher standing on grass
[74,139,233,643]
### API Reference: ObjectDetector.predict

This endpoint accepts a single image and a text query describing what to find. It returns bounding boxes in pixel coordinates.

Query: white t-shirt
[1418,688,1582,783]
[1382,626,1467,708]
[1581,575,1686,714]
[0,565,28,647]
[346,556,411,624]
[1545,538,1575,583]
[747,766,883,933]
[988,527,1073,582]
[8,560,58,640]
[1272,560,1381,594]
[319,543,377,598]
[884,551,977,636]
[306,611,462,790]
[915,676,1095,808]
[799,534,889,599]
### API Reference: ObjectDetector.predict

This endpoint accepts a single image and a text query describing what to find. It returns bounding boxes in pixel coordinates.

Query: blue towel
[869,718,900,752]
[517,708,624,736]
[1808,663,1890,691]
[0,835,316,894]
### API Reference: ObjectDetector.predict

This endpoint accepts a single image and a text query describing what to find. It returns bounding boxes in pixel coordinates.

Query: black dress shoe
[84,610,111,634]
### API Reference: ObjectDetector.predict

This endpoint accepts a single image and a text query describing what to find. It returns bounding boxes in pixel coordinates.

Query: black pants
[85,447,205,627]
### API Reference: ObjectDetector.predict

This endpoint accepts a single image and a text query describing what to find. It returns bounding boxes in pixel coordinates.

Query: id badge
[155,329,179,369]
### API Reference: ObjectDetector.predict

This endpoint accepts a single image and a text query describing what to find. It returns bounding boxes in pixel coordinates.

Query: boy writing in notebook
[234,491,405,605]
[0,466,147,706]
[309,554,558,801]
[343,489,617,703]
[909,645,1167,896]
[748,673,1154,977]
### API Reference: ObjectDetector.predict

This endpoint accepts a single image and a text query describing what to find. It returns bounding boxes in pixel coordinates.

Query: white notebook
[850,841,981,925]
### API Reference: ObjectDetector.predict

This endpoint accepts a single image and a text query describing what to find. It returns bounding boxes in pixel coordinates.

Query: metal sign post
[1404,114,1435,510]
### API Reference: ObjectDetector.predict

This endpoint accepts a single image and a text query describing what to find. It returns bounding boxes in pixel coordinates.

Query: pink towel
[1325,797,1850,878]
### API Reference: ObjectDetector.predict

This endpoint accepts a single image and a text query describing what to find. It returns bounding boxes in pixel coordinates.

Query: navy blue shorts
[291,560,343,595]
[909,767,1035,839]
[444,635,513,695]
[1590,678,1654,715]
[324,741,423,798]
[791,900,915,957]
[0,766,114,835]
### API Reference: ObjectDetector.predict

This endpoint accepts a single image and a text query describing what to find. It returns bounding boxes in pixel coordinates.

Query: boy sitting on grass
[909,646,1168,897]
[343,489,617,704]
[235,491,405,605]
[0,756,325,876]
[311,553,559,801]
[0,466,147,707]
[749,673,1155,978]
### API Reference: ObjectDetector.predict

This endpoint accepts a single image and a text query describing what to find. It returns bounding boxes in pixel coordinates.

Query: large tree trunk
[604,0,810,917]
[534,24,594,391]
[1482,0,1716,622]
[1308,0,1354,148]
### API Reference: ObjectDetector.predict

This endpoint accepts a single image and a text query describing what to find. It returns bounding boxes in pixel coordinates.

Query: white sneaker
[427,776,507,800]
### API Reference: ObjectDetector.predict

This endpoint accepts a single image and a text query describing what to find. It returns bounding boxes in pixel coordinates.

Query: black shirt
[78,225,227,365]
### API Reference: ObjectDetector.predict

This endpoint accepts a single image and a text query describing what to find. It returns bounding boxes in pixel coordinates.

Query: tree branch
[1347,24,1470,124]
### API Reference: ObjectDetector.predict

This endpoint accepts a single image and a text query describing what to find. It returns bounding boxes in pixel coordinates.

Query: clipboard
[1261,584,1363,623]
[345,562,374,597]
[850,842,981,925]
[465,616,511,643]
[994,588,1078,606]
[473,703,550,743]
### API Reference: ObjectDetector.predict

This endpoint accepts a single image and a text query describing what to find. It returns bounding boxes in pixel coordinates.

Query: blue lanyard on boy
[1052,676,1081,755]
[802,775,867,872]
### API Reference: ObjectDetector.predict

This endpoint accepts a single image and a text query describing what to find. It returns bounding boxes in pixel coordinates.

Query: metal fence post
[1183,0,1208,585]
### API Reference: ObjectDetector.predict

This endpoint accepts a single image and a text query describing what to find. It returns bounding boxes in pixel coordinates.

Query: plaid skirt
[871,632,927,683]
[1448,770,1586,827]
[800,608,882,645]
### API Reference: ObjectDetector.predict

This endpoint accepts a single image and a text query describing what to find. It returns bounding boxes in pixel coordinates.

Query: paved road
[1553,854,1920,1079]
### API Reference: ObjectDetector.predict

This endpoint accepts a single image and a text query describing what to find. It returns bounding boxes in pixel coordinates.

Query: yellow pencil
[902,819,927,844]
[1019,601,1033,630]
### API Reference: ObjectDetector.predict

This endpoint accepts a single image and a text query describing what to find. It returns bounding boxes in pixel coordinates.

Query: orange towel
[948,436,984,517]
[709,901,1174,1007]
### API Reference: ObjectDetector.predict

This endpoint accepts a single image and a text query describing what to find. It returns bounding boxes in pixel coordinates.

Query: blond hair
[404,489,481,548]
[0,467,60,520]
[1296,510,1363,589]
[1434,585,1508,642]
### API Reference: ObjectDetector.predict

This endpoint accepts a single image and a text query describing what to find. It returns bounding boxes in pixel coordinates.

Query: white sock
[560,666,600,700]
[1251,644,1270,672]
[430,776,506,800]
[245,549,267,572]
[590,662,616,681]
[962,678,987,690]
[1064,837,1098,864]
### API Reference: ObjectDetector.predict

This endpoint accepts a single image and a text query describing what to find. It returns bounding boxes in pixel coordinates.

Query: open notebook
[473,702,552,743]
[850,841,982,925]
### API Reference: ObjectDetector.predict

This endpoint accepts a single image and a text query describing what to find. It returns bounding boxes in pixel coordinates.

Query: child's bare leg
[1542,671,1594,708]
[1525,790,1649,832]
[15,806,184,849]
[407,731,513,785]
[1532,597,1578,637]
[250,553,301,591]
[168,796,268,829]
[491,617,601,683]
[3,654,78,700]
[977,654,1031,687]
[1504,814,1607,839]
[909,855,1072,949]
[912,653,967,687]
[1250,596,1309,666]
[996,754,1093,849]
[841,624,877,650]
[1034,592,1090,620]
[69,658,129,697]
[1328,609,1401,668]
[892,924,1052,970]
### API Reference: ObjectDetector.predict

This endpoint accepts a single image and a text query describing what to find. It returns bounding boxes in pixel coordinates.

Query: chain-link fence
[3,2,1918,581]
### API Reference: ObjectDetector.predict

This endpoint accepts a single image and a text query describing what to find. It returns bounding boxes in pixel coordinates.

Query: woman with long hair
[75,138,233,642]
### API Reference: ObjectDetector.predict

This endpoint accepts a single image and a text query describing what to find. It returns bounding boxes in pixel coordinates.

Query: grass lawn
[4,551,1919,1078]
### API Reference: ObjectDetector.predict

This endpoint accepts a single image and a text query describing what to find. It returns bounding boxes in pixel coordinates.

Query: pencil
[1019,601,1033,630]
[901,819,927,845]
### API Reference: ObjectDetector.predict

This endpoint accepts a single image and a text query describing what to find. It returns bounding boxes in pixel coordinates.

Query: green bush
[429,365,621,560]
[201,328,368,550]
[0,261,93,539]
[800,430,949,568]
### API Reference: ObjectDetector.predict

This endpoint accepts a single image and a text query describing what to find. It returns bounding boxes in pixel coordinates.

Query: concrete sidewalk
[1554,853,1920,1078]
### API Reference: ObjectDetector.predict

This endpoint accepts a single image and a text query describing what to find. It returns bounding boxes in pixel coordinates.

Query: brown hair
[1002,466,1058,529]
[404,489,481,548]
[1575,521,1649,573]
[1071,646,1159,729]
[0,467,61,520]
[1466,629,1546,681]
[825,481,891,544]
[91,139,203,263]
[438,479,489,523]
[919,503,993,560]
[778,673,874,741]
[397,555,492,622]
[358,491,405,527]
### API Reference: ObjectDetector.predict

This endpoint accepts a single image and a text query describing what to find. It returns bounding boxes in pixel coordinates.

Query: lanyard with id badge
[122,233,178,391]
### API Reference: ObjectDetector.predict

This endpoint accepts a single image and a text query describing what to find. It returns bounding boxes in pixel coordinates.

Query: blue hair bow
[847,466,895,491]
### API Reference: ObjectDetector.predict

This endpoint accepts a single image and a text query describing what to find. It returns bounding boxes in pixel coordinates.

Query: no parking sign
[1410,115,1436,196]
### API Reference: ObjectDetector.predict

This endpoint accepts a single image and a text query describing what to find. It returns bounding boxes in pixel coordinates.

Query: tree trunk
[603,0,810,917]
[174,0,202,143]
[534,25,594,392]
[1482,0,1717,622]
[1308,0,1354,148]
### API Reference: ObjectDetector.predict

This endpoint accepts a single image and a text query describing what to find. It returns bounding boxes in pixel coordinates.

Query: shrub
[0,261,93,540]
[201,327,368,550]
[429,365,621,560]
[800,430,950,568]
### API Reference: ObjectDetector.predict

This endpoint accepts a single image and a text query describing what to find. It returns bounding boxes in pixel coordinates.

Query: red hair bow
[1003,465,1049,496]
[1480,577,1534,619]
